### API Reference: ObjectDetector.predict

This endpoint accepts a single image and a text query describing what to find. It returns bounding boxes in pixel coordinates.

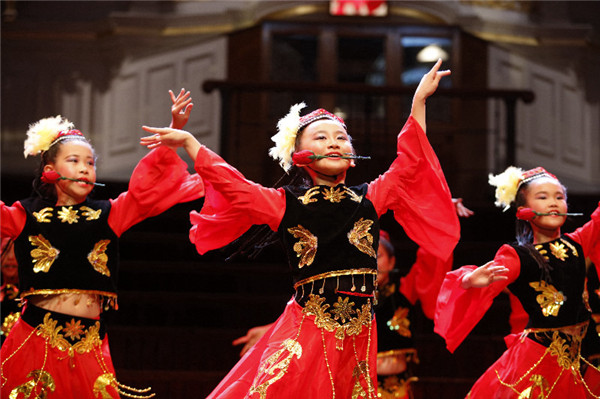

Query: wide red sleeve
[189,145,286,255]
[366,116,459,263]
[1,201,26,239]
[434,244,521,353]
[108,146,204,237]
[400,249,453,320]
[566,202,600,270]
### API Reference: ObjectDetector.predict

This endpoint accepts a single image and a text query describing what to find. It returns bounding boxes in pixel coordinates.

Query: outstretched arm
[140,126,201,163]
[411,58,450,132]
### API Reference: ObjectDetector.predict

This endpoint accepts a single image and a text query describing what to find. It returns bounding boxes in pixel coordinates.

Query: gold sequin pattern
[249,339,303,399]
[529,281,565,317]
[88,240,111,276]
[347,218,376,258]
[81,206,102,221]
[57,206,79,224]
[288,225,318,268]
[32,207,53,223]
[549,241,568,261]
[37,313,102,357]
[303,294,372,350]
[29,235,60,273]
[10,370,56,398]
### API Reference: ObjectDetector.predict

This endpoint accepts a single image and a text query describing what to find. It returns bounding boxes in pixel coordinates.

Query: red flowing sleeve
[434,244,521,353]
[108,146,204,237]
[366,115,460,262]
[189,145,286,255]
[1,201,27,239]
[400,249,453,320]
[566,202,600,269]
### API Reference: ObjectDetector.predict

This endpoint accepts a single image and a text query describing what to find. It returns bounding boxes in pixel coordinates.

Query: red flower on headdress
[516,208,538,221]
[41,170,62,184]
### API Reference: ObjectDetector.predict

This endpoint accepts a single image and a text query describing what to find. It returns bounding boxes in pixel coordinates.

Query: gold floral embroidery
[298,187,321,205]
[303,294,372,350]
[33,207,54,223]
[548,331,581,370]
[518,375,549,399]
[94,373,117,399]
[387,307,411,338]
[81,206,102,221]
[332,296,355,323]
[344,188,363,203]
[323,186,346,203]
[37,313,102,356]
[347,218,376,258]
[351,361,373,399]
[288,225,317,268]
[29,234,60,273]
[10,370,55,398]
[1,312,20,338]
[249,339,303,399]
[63,319,85,340]
[560,238,579,257]
[88,240,111,276]
[57,206,79,224]
[529,281,565,317]
[549,241,568,261]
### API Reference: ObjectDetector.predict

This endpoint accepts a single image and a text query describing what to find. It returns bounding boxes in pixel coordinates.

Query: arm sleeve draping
[189,145,286,255]
[400,249,454,320]
[1,201,26,239]
[366,116,460,262]
[566,202,600,270]
[108,146,205,237]
[434,244,521,353]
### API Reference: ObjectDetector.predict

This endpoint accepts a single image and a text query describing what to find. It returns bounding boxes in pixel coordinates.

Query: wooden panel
[529,71,557,158]
[109,73,141,155]
[559,83,584,166]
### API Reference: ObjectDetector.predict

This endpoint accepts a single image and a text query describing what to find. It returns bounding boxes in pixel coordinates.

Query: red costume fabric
[434,203,600,398]
[190,116,459,399]
[1,146,204,399]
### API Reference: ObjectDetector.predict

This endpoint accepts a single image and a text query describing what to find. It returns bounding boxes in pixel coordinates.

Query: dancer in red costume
[435,166,600,398]
[0,90,203,399]
[141,59,459,399]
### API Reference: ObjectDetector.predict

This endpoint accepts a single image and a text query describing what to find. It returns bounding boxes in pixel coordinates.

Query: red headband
[298,109,347,132]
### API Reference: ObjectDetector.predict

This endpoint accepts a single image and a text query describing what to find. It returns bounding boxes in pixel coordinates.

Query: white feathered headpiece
[269,103,306,172]
[23,115,82,158]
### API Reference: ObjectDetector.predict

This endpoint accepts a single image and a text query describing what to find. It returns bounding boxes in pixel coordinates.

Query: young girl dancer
[0,90,203,398]
[141,59,459,398]
[434,166,600,398]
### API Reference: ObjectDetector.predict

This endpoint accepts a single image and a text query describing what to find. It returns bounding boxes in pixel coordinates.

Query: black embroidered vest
[14,197,119,301]
[279,183,379,282]
[507,236,589,330]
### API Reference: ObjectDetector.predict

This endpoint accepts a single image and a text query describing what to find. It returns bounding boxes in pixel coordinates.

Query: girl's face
[296,119,355,184]
[377,242,395,284]
[520,178,567,238]
[44,141,96,206]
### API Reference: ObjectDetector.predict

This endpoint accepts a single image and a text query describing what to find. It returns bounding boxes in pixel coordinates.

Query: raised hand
[461,260,509,289]
[411,58,451,131]
[170,89,194,130]
[453,198,474,218]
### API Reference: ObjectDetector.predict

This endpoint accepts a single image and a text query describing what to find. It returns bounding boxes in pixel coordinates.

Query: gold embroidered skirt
[0,303,153,399]
[207,296,378,399]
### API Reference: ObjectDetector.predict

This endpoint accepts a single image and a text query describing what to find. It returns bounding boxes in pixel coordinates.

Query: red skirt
[0,304,152,399]
[208,297,378,399]
[468,328,600,398]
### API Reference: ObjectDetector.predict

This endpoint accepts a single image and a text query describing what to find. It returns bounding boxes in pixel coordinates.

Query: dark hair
[513,178,567,281]
[32,136,96,202]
